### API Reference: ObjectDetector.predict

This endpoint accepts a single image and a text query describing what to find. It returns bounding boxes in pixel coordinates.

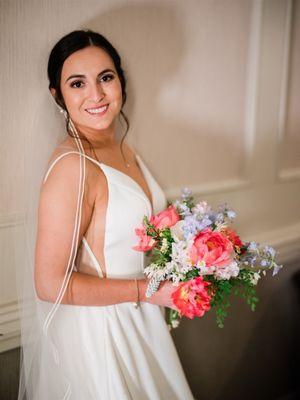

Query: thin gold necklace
[90,143,131,168]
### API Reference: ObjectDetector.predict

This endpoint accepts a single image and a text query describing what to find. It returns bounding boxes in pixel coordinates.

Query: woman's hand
[138,279,179,311]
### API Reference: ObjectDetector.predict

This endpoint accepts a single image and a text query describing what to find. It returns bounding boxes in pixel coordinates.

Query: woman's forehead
[61,46,115,77]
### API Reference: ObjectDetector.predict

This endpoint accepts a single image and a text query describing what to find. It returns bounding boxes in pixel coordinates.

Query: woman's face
[55,46,123,135]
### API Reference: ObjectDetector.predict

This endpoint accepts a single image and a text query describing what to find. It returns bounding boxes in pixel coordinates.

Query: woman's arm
[37,269,139,306]
[37,270,176,310]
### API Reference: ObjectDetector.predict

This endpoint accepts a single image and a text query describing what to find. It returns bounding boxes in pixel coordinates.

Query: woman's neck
[74,122,118,149]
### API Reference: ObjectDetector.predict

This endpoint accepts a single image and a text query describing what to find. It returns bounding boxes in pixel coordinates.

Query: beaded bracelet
[133,278,140,309]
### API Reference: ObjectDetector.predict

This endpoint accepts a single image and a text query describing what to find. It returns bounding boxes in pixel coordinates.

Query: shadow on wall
[58,4,299,400]
[82,1,184,167]
[76,2,245,188]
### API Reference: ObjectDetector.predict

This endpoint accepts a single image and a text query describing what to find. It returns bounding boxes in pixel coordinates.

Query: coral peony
[149,205,180,230]
[171,277,211,319]
[189,228,234,268]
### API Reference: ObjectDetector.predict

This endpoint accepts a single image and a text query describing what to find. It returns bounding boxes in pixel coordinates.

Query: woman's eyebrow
[65,69,115,83]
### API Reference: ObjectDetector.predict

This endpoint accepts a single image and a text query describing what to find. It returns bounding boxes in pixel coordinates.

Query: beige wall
[0,0,299,397]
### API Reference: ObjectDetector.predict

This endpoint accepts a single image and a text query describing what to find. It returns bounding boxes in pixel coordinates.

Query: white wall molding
[0,212,24,352]
[242,0,263,180]
[277,0,293,144]
[276,0,299,182]
[166,178,251,199]
[278,166,300,182]
[0,301,21,352]
[242,221,300,265]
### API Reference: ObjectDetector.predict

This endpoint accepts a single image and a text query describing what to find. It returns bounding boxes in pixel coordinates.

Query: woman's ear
[50,88,56,99]
[49,87,65,110]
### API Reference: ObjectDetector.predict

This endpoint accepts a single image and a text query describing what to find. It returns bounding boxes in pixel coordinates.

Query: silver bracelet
[133,278,140,309]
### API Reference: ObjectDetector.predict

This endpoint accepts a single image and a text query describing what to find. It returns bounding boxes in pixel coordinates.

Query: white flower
[171,319,180,328]
[181,265,194,274]
[214,260,240,280]
[167,269,185,284]
[160,238,168,253]
[144,263,165,280]
[250,272,261,285]
[170,220,185,241]
[163,261,177,275]
[171,239,194,269]
[197,262,215,276]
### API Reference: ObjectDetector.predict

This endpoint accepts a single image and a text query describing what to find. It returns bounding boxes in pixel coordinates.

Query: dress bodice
[79,153,167,279]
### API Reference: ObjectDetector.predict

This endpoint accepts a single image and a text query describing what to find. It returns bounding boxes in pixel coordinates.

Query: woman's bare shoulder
[46,136,101,175]
[43,137,106,208]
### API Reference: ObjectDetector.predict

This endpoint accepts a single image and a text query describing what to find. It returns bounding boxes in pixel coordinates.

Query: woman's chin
[73,116,112,132]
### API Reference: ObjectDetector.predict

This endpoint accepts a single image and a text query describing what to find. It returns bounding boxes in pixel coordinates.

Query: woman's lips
[85,104,109,116]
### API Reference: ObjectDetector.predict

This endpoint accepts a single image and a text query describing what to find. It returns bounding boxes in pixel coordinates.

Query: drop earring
[58,106,68,120]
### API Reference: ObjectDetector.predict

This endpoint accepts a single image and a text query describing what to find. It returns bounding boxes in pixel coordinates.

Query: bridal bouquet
[132,188,283,329]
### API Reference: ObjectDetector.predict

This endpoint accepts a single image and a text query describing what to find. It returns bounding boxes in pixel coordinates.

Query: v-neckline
[98,154,154,213]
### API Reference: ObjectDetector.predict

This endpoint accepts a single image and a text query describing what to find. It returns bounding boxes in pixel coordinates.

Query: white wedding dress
[39,151,194,400]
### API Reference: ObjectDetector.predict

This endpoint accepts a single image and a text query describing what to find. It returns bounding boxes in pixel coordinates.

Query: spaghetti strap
[43,151,101,184]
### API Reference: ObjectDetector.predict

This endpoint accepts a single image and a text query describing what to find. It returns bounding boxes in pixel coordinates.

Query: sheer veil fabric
[17,104,91,399]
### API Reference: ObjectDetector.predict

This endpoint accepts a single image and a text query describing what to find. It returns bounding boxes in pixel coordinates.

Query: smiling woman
[17,29,195,400]
[55,47,123,135]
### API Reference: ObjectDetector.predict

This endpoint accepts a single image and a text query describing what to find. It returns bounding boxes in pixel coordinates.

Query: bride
[18,29,194,399]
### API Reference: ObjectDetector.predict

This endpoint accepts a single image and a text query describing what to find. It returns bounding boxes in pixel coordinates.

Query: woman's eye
[100,74,114,83]
[70,80,84,88]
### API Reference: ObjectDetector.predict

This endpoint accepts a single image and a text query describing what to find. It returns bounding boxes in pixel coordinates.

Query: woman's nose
[89,82,105,102]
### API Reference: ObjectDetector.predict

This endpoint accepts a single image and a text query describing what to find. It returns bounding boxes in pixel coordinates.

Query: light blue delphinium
[263,245,276,258]
[181,187,193,199]
[226,210,236,220]
[217,202,236,220]
[259,259,273,268]
[174,200,191,217]
[198,217,213,230]
[249,256,257,266]
[272,264,283,276]
[207,212,217,224]
[182,215,203,238]
[215,212,225,224]
[240,253,257,267]
[181,204,192,217]
[248,241,258,252]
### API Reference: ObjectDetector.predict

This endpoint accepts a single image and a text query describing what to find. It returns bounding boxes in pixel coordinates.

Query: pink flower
[132,226,156,252]
[189,228,234,267]
[171,277,211,319]
[149,205,180,230]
